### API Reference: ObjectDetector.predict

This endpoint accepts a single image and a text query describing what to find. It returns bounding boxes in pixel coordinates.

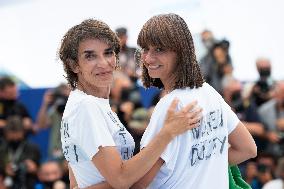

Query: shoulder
[202,82,222,98]
[65,93,105,123]
[154,92,178,114]
[77,95,102,111]
[262,179,283,189]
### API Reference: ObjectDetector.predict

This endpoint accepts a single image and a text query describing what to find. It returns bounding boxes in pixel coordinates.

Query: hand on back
[163,98,202,138]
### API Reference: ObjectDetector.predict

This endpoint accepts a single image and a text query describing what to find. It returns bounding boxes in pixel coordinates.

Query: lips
[148,65,161,70]
[96,71,112,76]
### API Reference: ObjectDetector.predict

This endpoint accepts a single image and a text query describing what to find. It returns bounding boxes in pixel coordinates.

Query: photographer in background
[251,58,275,107]
[201,39,233,94]
[36,83,70,159]
[222,78,266,151]
[115,27,137,78]
[0,76,33,137]
[1,116,41,189]
[258,81,284,157]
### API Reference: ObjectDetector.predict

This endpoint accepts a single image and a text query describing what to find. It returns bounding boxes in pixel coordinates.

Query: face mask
[42,178,64,189]
[8,140,21,150]
[259,69,271,78]
[203,39,214,50]
[1,99,16,105]
[42,180,55,188]
[256,80,269,92]
[231,91,244,112]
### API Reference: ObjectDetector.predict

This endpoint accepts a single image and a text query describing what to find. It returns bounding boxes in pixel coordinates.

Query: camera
[49,88,68,114]
[11,162,27,188]
[11,162,27,175]
[256,80,269,93]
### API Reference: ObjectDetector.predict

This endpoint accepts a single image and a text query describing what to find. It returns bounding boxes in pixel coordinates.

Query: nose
[97,56,112,68]
[144,51,155,64]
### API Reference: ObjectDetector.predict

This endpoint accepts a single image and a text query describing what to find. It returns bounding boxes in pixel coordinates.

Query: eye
[142,47,149,53]
[85,53,96,60]
[155,47,164,52]
[105,50,114,57]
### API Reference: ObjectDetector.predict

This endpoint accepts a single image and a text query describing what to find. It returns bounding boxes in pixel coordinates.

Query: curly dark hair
[58,19,120,89]
[137,13,204,90]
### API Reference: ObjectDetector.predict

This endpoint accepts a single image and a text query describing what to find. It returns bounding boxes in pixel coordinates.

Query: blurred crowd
[199,30,284,189]
[0,28,283,189]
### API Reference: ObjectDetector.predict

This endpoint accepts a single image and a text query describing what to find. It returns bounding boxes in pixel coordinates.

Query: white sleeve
[221,98,240,134]
[140,99,178,172]
[75,98,115,160]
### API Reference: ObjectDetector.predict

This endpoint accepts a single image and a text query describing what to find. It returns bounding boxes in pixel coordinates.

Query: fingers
[187,107,203,119]
[167,98,179,114]
[189,114,202,125]
[181,100,198,113]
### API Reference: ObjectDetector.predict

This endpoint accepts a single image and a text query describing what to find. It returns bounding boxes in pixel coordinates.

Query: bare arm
[83,182,113,189]
[70,166,112,189]
[69,164,78,189]
[228,121,257,165]
[130,158,164,189]
[89,99,201,189]
[36,90,53,128]
[242,121,265,137]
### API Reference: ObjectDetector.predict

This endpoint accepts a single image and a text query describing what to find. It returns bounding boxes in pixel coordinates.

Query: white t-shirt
[262,179,283,189]
[61,89,135,188]
[141,83,240,189]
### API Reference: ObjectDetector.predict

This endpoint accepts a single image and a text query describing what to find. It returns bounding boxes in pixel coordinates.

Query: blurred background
[0,0,284,188]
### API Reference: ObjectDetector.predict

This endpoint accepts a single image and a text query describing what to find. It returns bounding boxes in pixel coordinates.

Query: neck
[163,82,175,95]
[161,76,175,94]
[77,82,110,99]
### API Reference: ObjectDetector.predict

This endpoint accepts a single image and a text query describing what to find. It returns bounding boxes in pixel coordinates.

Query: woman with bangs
[129,13,257,189]
[59,18,202,189]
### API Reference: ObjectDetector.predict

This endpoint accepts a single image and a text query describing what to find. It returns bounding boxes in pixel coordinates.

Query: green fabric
[229,165,252,189]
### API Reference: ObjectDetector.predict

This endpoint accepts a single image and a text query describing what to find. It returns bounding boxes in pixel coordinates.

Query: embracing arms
[72,99,202,189]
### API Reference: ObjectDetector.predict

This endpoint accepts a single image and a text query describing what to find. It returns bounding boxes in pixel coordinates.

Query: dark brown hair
[58,19,120,89]
[0,77,15,90]
[137,13,204,90]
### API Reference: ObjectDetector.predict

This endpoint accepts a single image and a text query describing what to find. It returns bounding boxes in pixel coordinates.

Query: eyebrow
[104,48,114,52]
[83,50,94,54]
[82,48,113,54]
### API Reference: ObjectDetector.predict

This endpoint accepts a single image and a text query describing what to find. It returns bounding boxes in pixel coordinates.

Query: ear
[68,59,79,73]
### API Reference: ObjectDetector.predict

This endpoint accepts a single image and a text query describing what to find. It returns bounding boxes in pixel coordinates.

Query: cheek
[142,58,149,69]
[108,57,116,68]
[167,57,178,71]
[141,54,147,65]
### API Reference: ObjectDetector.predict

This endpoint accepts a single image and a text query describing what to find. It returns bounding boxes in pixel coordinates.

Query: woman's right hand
[162,98,202,138]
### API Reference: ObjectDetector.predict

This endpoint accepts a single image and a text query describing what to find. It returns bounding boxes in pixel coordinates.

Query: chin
[98,82,112,87]
[149,74,160,79]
